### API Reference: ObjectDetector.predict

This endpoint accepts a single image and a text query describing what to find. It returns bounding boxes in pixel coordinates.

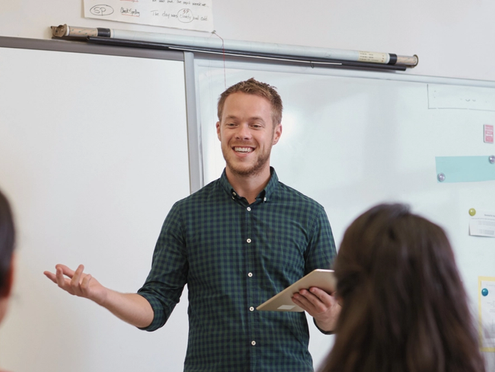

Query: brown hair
[320,203,485,372]
[217,78,283,126]
[0,189,15,297]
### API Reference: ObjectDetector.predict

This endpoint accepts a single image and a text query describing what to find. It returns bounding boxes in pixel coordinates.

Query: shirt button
[251,341,256,346]
[248,272,253,277]
[249,306,255,311]
[247,207,251,211]
[246,238,252,243]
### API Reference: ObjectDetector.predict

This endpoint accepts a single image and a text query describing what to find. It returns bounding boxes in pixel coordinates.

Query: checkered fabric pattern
[138,168,336,372]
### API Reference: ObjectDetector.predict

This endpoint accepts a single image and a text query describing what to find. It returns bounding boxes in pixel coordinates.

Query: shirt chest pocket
[252,222,307,274]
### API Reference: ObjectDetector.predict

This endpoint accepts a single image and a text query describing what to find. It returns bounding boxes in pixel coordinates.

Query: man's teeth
[234,147,253,153]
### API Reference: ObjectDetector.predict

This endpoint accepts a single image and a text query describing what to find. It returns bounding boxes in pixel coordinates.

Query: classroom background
[0,1,494,371]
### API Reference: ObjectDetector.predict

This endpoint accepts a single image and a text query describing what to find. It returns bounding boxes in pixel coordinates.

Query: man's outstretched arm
[44,264,154,329]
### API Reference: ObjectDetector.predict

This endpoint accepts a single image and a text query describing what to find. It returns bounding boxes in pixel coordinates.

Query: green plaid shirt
[138,168,336,372]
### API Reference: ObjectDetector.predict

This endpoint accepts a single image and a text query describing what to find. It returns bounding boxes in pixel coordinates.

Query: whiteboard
[194,57,495,369]
[0,44,190,371]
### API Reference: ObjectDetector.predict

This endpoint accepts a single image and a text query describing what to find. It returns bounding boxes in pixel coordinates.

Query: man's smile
[233,147,254,153]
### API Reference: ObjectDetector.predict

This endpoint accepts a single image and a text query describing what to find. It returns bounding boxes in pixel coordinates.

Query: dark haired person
[0,189,16,372]
[0,189,15,321]
[45,78,340,371]
[319,203,485,372]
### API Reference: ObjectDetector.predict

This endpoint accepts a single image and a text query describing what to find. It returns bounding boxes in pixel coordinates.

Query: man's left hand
[292,287,340,333]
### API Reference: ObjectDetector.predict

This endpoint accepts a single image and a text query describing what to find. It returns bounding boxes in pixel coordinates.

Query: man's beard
[224,150,270,178]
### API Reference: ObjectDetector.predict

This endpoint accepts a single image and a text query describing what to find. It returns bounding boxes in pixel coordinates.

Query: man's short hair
[217,78,283,126]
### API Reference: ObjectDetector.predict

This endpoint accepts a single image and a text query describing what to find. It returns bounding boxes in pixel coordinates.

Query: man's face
[216,92,282,178]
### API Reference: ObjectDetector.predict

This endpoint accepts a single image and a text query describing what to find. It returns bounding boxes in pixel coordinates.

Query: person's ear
[272,124,282,145]
[216,121,221,141]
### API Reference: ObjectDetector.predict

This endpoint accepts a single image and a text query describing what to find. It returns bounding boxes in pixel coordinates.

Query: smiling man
[45,78,338,372]
[216,88,282,203]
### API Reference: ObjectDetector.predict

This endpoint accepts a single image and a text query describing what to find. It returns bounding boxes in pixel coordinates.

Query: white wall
[1,0,494,82]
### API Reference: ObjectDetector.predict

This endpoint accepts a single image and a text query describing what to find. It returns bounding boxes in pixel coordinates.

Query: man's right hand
[44,264,108,305]
[44,264,154,328]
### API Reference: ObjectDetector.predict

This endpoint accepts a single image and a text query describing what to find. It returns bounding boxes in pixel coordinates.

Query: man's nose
[235,124,252,140]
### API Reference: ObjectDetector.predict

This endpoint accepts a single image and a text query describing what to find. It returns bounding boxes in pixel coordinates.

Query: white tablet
[256,269,336,312]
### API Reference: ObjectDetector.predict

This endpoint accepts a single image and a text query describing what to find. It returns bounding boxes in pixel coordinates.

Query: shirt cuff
[313,318,335,335]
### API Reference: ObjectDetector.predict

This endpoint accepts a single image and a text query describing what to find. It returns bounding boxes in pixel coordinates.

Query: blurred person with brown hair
[320,203,485,372]
[0,188,16,372]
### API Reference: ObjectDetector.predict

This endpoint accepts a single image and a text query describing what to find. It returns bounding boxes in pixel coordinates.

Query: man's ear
[272,124,282,145]
[0,256,15,298]
[216,121,221,141]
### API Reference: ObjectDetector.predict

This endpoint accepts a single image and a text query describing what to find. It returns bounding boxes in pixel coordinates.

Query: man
[45,78,339,371]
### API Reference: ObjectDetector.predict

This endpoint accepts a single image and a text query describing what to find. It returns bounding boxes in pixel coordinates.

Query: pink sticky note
[484,124,494,144]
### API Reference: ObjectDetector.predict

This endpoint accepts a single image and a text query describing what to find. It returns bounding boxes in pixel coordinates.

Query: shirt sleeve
[313,317,335,335]
[304,204,337,274]
[306,206,337,335]
[137,201,188,332]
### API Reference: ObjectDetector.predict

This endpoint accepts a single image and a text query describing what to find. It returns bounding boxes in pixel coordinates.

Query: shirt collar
[219,167,278,203]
